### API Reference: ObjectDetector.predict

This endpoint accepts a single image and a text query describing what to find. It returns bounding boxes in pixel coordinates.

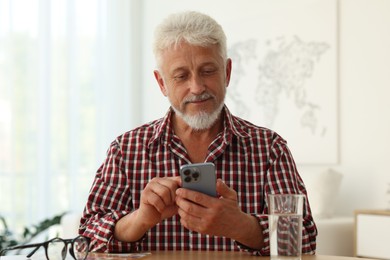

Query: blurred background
[1,0,389,242]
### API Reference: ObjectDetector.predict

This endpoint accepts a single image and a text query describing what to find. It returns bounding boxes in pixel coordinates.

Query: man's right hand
[114,176,181,242]
[138,176,181,227]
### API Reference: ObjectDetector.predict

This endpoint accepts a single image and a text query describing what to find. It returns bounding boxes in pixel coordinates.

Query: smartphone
[180,162,217,197]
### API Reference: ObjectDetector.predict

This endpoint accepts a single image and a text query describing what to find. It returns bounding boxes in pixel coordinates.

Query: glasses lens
[73,237,89,260]
[47,239,67,260]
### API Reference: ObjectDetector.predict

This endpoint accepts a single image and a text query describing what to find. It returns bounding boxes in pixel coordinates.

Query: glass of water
[268,194,305,260]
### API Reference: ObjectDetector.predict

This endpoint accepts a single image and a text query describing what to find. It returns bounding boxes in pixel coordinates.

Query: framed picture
[222,0,339,164]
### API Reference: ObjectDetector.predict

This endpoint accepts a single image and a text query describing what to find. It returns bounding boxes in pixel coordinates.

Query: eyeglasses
[0,235,90,260]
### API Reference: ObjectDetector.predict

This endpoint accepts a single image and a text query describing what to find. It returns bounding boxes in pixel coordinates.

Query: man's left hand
[175,178,246,239]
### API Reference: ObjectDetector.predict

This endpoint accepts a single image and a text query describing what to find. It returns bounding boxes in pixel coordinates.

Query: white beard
[172,101,224,131]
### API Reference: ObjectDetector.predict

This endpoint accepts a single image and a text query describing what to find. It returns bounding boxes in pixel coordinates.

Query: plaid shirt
[79,106,317,255]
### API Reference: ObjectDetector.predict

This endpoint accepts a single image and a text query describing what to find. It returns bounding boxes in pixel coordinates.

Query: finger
[159,204,179,221]
[170,176,182,185]
[216,179,237,200]
[176,188,211,207]
[143,190,166,213]
[151,177,179,205]
[173,176,182,187]
[142,178,175,212]
[177,206,202,231]
[176,196,205,229]
[167,176,182,189]
[176,194,207,216]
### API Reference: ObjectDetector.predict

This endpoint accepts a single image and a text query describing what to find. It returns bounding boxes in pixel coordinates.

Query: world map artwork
[226,35,335,163]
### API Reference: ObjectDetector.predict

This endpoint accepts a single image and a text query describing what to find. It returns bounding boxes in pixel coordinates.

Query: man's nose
[189,75,206,94]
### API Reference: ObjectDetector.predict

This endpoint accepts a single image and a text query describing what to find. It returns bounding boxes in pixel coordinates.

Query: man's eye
[202,69,217,76]
[174,74,187,81]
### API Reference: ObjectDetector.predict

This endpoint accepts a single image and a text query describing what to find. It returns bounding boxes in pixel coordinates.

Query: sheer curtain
[0,0,142,231]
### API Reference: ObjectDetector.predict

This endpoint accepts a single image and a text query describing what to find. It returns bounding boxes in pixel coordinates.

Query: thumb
[216,179,237,200]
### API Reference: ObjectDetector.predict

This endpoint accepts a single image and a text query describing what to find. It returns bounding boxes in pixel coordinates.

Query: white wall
[139,0,390,217]
[331,0,390,215]
[302,0,390,216]
[293,0,390,216]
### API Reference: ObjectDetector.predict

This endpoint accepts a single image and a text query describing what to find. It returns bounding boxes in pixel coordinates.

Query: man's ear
[225,58,232,87]
[154,70,168,96]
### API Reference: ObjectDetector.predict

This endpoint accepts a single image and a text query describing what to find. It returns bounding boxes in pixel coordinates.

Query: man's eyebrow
[171,67,187,75]
[200,61,218,67]
[170,61,218,74]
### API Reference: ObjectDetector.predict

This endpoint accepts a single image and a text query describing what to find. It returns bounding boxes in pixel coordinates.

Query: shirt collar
[147,105,251,148]
[222,105,252,140]
[147,108,175,148]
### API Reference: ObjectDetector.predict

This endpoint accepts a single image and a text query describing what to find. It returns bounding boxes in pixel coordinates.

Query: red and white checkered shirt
[79,106,317,255]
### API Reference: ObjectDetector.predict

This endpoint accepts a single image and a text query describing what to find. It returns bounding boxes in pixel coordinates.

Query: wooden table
[87,251,375,260]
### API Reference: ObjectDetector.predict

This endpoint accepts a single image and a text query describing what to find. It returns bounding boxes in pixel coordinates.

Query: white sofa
[315,217,354,256]
[61,168,354,256]
[301,168,354,256]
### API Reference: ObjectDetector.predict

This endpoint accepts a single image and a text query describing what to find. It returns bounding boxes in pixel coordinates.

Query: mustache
[184,92,214,103]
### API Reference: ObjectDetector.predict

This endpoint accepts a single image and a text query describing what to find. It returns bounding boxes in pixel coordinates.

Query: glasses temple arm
[26,244,42,258]
[0,248,9,256]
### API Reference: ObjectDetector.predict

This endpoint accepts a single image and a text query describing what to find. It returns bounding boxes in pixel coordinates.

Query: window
[0,0,142,232]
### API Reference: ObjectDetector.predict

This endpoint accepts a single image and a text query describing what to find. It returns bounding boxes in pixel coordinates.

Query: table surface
[86,251,374,260]
[1,251,375,260]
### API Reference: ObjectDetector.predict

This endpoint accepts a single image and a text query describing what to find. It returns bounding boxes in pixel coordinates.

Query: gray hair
[153,11,227,68]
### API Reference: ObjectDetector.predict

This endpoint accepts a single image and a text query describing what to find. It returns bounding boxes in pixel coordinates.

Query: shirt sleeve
[79,140,142,253]
[234,215,270,256]
[265,137,317,254]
